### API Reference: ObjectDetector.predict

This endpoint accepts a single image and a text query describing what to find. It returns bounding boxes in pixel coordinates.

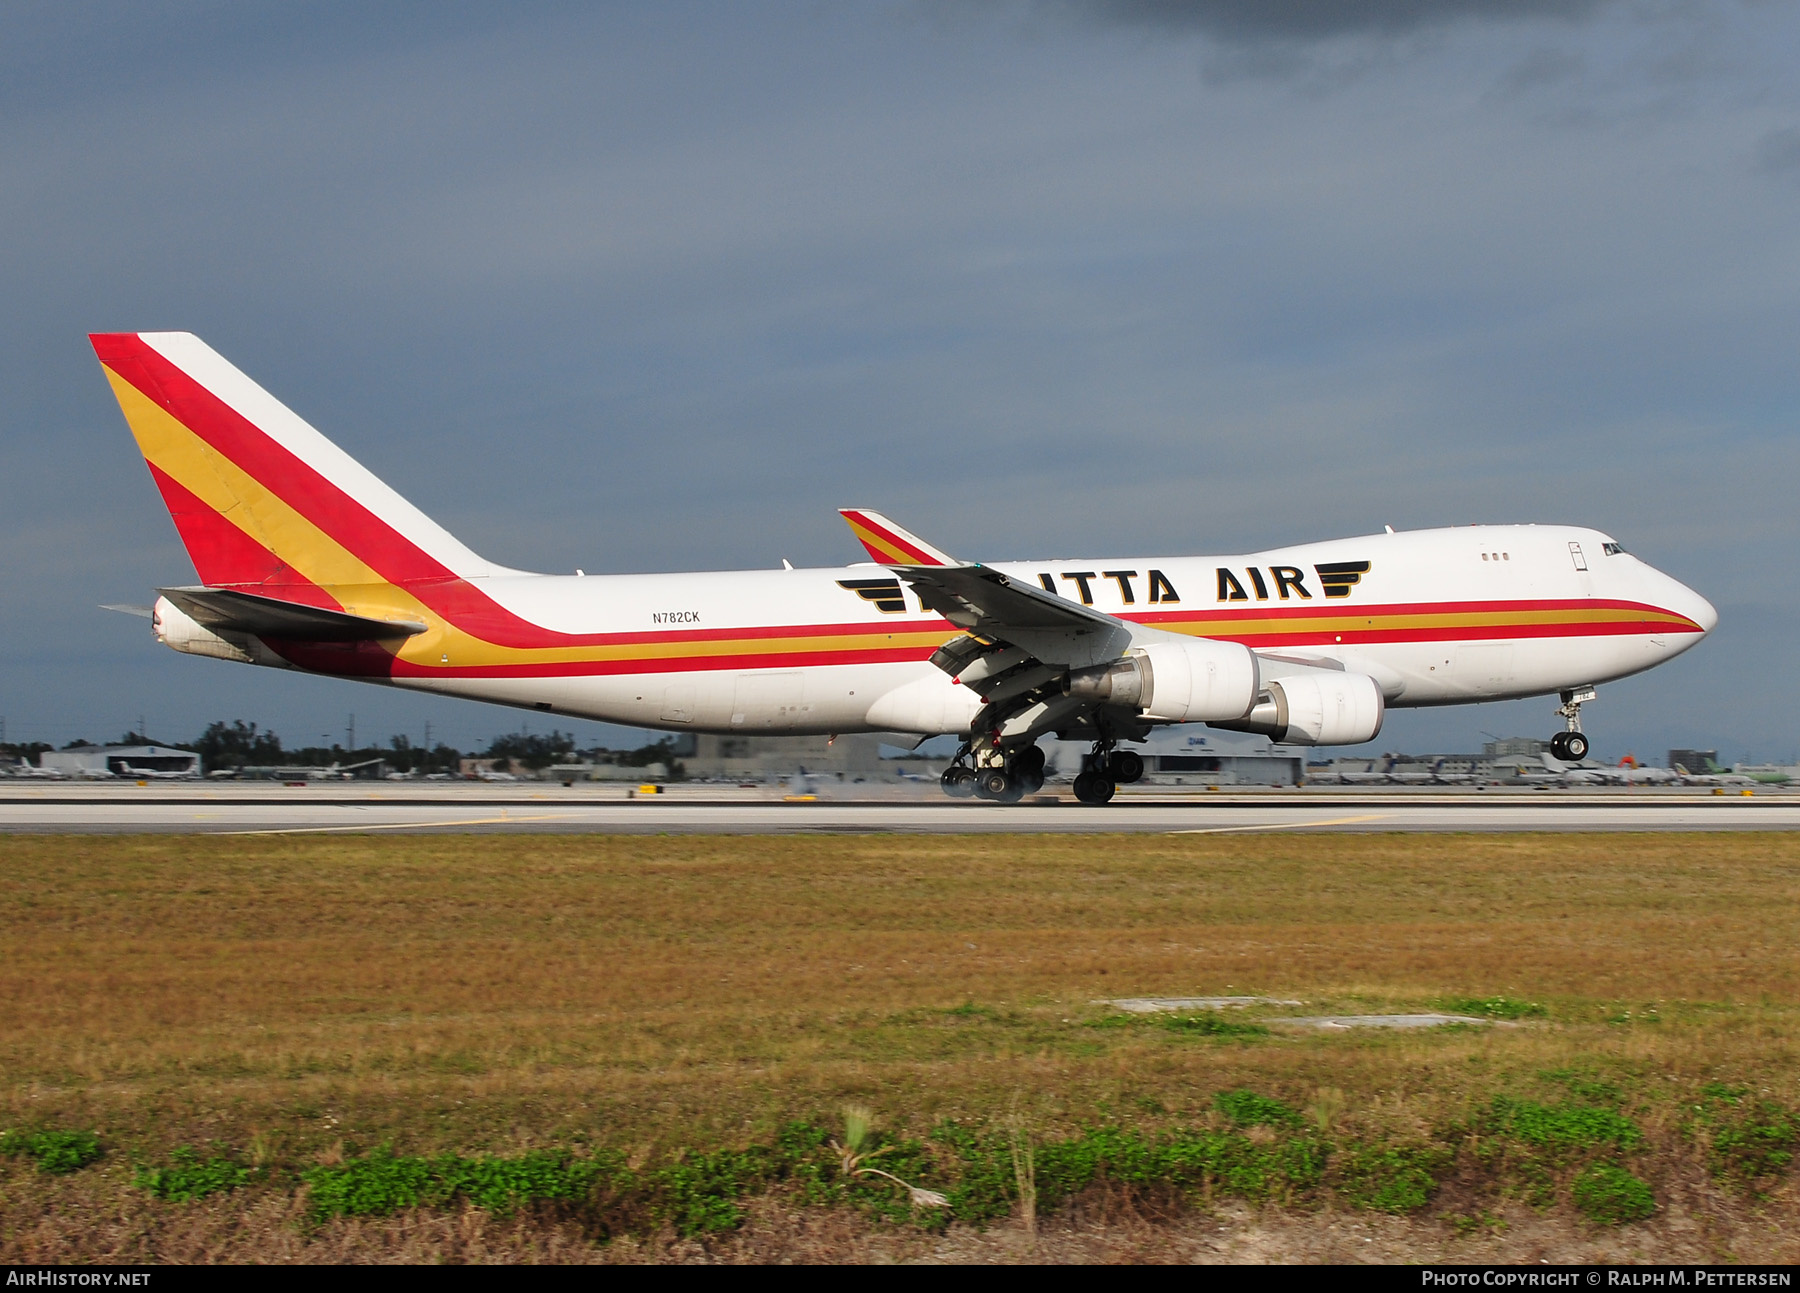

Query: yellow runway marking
[1168,813,1390,835]
[220,812,573,836]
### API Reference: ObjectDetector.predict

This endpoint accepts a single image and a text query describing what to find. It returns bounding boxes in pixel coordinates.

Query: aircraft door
[660,682,696,724]
[730,671,807,728]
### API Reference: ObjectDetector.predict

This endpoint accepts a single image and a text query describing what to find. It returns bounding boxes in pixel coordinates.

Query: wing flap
[159,586,427,640]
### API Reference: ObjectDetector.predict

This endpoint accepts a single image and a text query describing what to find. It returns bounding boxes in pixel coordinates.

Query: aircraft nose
[1667,576,1717,635]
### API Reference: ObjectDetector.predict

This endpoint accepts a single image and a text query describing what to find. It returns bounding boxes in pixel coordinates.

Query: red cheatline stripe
[1127,597,1697,627]
[847,511,941,566]
[144,463,341,610]
[268,641,941,678]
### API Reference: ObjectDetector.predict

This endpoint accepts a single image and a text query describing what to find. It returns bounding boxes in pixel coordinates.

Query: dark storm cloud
[1037,0,1611,44]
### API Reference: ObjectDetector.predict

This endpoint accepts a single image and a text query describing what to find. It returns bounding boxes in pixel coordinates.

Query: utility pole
[347,713,355,754]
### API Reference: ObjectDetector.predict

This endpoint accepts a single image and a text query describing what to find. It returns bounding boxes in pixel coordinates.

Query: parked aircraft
[1670,761,1753,787]
[7,762,67,780]
[115,762,198,781]
[1538,753,1679,786]
[92,332,1717,805]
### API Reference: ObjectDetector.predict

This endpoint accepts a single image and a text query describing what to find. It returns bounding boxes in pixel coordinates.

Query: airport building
[682,733,946,783]
[1483,737,1548,759]
[1043,729,1306,786]
[39,742,199,778]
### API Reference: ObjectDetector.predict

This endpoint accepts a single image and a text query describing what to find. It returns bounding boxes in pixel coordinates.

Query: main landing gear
[1548,686,1595,761]
[940,741,1047,803]
[1070,743,1145,806]
[940,739,1147,806]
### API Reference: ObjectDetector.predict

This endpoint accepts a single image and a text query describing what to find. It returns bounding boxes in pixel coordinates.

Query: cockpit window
[1602,542,1626,556]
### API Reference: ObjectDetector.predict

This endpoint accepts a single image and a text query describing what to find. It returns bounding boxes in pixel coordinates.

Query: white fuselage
[366,525,1714,737]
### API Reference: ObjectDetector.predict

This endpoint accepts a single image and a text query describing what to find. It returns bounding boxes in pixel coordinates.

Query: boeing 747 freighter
[92,332,1716,804]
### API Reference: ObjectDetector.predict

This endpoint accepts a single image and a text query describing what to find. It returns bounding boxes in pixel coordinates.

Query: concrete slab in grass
[1271,1013,1491,1030]
[1103,996,1304,1013]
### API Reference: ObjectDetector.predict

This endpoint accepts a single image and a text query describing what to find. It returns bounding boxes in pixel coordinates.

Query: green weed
[1333,1144,1450,1214]
[1214,1090,1302,1128]
[1694,1088,1798,1183]
[1160,1013,1269,1039]
[1486,1098,1644,1153]
[302,1146,616,1222]
[0,1128,103,1174]
[135,1147,255,1202]
[1572,1162,1654,1225]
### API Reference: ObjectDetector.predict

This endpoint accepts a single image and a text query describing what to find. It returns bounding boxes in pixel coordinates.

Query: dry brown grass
[2,831,1798,1261]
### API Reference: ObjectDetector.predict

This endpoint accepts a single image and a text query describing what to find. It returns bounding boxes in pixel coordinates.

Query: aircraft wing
[895,563,1120,634]
[159,587,428,641]
[838,509,1130,669]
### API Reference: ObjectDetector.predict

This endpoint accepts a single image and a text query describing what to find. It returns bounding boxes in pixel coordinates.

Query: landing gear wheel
[1072,771,1116,805]
[940,766,977,798]
[978,768,1012,799]
[1562,732,1589,761]
[1110,750,1145,785]
[1548,733,1569,760]
[1011,744,1046,796]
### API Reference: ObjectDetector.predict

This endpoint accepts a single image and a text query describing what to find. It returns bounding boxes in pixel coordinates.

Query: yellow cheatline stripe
[1159,606,1691,637]
[1167,813,1390,835]
[104,365,387,590]
[846,517,916,564]
[219,812,574,835]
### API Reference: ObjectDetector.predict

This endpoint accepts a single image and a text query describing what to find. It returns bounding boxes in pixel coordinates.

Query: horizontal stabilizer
[158,586,427,640]
[100,603,154,619]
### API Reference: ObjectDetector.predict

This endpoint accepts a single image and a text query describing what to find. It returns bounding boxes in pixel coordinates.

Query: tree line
[3,722,686,777]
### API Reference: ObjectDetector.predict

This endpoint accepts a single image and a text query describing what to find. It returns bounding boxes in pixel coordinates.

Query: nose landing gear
[1549,687,1595,761]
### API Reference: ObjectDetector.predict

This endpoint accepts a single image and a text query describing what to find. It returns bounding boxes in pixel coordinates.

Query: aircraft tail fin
[91,332,512,593]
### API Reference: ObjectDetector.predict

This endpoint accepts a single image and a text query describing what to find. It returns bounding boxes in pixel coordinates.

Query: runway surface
[2,782,1795,834]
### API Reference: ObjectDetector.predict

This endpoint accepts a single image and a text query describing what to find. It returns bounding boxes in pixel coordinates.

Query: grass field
[2,832,1798,1263]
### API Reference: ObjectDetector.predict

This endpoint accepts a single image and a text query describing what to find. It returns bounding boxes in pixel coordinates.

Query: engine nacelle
[152,595,256,664]
[1224,671,1385,746]
[1065,638,1259,723]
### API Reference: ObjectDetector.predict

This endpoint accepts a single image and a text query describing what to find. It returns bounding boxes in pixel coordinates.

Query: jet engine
[152,595,256,664]
[1218,671,1385,746]
[1064,638,1259,724]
